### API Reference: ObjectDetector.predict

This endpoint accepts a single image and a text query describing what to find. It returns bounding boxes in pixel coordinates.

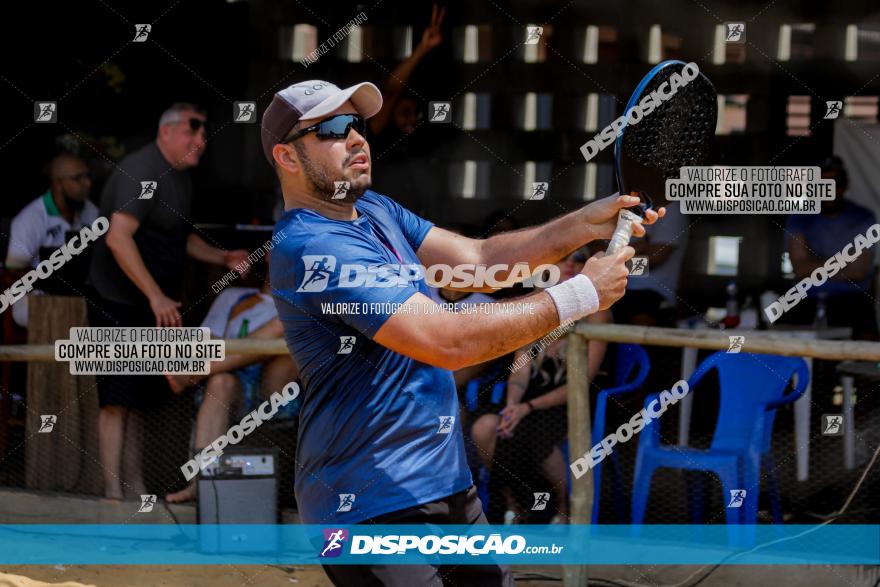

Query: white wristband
[546,274,600,324]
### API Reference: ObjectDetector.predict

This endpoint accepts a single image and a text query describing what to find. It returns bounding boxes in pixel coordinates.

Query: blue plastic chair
[589,343,651,523]
[630,352,809,526]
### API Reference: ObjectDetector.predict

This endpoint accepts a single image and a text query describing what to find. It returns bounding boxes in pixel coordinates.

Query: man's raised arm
[374,246,633,370]
[415,193,664,291]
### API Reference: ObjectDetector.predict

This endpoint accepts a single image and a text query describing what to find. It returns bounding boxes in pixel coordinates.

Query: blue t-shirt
[270,190,473,524]
[785,201,877,296]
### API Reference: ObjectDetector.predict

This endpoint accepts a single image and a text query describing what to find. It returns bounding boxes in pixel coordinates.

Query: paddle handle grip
[605,209,642,255]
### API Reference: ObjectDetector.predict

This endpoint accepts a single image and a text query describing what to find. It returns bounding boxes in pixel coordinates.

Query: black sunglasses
[283,114,365,144]
[186,118,208,133]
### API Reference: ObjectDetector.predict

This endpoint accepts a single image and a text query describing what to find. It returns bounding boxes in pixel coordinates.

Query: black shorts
[87,297,171,410]
[321,486,514,587]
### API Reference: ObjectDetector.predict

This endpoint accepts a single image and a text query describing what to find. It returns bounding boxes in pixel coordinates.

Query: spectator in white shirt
[4,153,99,326]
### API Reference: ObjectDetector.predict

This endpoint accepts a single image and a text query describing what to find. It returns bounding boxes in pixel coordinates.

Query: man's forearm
[479,207,594,274]
[446,293,563,369]
[186,234,225,265]
[107,235,164,300]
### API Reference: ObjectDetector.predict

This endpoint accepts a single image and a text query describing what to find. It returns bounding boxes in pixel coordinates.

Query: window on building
[844,96,879,123]
[707,236,742,276]
[778,23,815,61]
[716,95,748,134]
[786,96,811,136]
[451,160,490,199]
[455,25,492,63]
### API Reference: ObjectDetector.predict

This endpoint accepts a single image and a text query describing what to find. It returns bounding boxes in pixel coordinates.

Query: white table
[676,323,851,482]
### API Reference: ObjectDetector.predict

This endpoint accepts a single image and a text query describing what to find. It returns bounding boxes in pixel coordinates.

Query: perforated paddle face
[615,62,717,210]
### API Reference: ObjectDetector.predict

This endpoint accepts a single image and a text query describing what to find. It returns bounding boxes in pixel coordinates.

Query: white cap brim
[299,82,383,123]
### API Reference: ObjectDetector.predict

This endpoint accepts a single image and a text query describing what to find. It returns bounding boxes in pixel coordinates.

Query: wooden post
[564,331,591,587]
[25,296,101,494]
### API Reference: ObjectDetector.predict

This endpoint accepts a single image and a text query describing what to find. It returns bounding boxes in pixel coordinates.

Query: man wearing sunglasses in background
[87,103,250,500]
[263,80,661,586]
[5,152,100,327]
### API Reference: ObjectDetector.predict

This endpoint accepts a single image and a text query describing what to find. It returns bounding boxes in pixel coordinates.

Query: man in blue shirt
[261,80,663,585]
[785,157,878,339]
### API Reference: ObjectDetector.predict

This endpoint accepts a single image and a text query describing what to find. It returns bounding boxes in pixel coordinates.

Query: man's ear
[273,143,299,175]
[158,124,172,143]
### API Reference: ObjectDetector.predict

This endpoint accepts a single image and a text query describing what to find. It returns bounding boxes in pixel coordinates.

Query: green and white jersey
[6,191,99,269]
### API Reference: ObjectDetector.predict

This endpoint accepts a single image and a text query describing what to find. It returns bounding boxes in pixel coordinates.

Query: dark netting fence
[1,283,878,528]
[457,340,879,527]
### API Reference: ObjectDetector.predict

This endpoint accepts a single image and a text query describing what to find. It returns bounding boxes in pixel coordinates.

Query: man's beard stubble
[292,142,370,203]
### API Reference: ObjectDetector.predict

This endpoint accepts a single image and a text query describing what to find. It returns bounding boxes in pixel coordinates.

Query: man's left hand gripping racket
[606,60,718,254]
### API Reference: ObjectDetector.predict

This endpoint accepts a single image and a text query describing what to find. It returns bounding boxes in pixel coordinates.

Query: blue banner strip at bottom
[1,524,878,565]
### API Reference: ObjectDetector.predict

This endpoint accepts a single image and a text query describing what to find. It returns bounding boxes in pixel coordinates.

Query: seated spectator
[165,269,299,502]
[784,156,878,340]
[471,249,612,523]
[612,200,687,326]
[4,153,99,327]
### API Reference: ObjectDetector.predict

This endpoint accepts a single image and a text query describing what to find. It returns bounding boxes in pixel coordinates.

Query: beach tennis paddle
[606,60,718,254]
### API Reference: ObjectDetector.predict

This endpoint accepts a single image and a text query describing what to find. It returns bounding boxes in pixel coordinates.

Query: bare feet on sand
[165,482,197,503]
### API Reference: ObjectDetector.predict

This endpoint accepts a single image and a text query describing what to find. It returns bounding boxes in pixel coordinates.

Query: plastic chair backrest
[613,343,650,388]
[695,352,808,452]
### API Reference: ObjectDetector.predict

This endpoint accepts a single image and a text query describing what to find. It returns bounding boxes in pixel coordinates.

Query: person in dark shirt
[784,156,878,339]
[87,103,250,499]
